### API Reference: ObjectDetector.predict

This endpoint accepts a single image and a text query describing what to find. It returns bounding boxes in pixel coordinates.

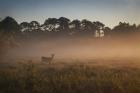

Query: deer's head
[51,54,55,58]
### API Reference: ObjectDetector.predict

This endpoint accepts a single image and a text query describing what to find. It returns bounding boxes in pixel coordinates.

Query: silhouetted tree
[81,19,97,36]
[131,24,137,32]
[81,19,93,31]
[20,22,31,32]
[94,21,105,29]
[30,21,40,30]
[70,19,81,30]
[112,22,137,36]
[69,19,81,36]
[137,25,140,31]
[58,17,70,31]
[43,18,58,32]
[93,21,105,37]
[103,27,111,37]
[0,16,20,35]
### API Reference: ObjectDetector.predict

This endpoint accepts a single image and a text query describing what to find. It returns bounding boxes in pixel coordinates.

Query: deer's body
[41,54,54,64]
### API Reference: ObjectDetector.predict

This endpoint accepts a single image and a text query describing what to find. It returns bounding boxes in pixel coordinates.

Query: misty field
[1,0,140,92]
[0,59,140,93]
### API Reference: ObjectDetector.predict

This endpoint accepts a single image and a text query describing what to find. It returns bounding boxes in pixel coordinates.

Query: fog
[7,34,140,61]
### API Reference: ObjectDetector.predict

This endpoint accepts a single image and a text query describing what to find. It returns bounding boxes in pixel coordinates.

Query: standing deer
[41,54,55,64]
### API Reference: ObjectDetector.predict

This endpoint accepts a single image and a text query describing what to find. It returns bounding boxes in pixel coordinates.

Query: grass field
[0,58,140,93]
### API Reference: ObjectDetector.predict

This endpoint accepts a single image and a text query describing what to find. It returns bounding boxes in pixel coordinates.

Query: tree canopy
[0,16,140,39]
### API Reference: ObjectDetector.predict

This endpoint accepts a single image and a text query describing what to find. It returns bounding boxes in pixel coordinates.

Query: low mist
[7,34,140,61]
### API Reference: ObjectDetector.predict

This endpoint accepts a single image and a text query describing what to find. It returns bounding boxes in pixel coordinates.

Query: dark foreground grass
[0,61,140,93]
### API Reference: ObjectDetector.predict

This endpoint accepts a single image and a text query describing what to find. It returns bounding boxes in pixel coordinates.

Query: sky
[0,0,140,28]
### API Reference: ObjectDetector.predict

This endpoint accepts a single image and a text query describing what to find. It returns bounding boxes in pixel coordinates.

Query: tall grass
[0,60,140,93]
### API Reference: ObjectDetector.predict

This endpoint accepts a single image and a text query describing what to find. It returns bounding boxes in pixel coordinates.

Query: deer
[41,54,55,64]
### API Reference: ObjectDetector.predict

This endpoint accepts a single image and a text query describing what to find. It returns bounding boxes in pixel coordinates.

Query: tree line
[0,16,140,40]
